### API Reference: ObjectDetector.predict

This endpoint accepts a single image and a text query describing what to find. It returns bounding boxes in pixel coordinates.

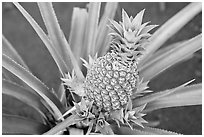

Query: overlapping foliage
[2,2,202,135]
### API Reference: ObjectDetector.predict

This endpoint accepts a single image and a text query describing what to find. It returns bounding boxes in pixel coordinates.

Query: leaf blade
[2,35,29,70]
[2,79,49,122]
[96,2,118,57]
[111,125,179,135]
[69,7,88,67]
[43,114,78,135]
[85,2,101,57]
[2,35,32,87]
[132,80,194,108]
[140,34,201,81]
[38,2,85,80]
[144,84,202,112]
[13,2,68,76]
[2,54,64,119]
[3,114,50,135]
[140,2,202,64]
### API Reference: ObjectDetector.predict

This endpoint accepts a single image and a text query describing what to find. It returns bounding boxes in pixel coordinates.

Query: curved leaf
[132,80,194,109]
[140,2,202,64]
[13,2,68,76]
[37,2,84,80]
[140,34,201,81]
[2,54,64,119]
[111,125,179,135]
[2,95,46,124]
[139,40,187,68]
[85,2,101,57]
[2,114,50,135]
[2,79,49,122]
[144,84,202,112]
[96,2,118,57]
[2,67,30,88]
[2,35,29,70]
[43,114,78,135]
[69,7,88,67]
[2,35,31,87]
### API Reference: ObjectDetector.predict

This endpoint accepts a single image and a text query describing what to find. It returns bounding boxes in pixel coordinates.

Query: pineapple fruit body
[84,52,139,112]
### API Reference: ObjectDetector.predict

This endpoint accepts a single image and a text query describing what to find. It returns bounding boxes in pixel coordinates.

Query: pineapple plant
[83,9,157,112]
[2,2,202,135]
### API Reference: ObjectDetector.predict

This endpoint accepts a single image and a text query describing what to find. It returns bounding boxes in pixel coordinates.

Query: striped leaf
[13,2,68,76]
[43,114,79,135]
[3,114,50,135]
[69,7,88,67]
[140,2,202,64]
[2,35,29,70]
[144,84,202,112]
[85,2,101,57]
[111,125,179,135]
[132,80,194,108]
[2,54,64,120]
[2,79,49,122]
[37,2,84,80]
[140,34,201,81]
[96,2,118,57]
[2,35,31,87]
[138,40,187,68]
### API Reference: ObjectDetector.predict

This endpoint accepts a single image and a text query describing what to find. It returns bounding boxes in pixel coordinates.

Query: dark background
[2,2,202,135]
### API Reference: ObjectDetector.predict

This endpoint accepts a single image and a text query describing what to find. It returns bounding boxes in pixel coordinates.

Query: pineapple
[83,9,157,112]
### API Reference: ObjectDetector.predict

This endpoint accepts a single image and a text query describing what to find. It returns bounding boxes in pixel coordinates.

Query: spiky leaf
[144,84,202,112]
[85,2,101,57]
[140,2,202,64]
[13,2,68,76]
[3,114,50,135]
[132,80,194,108]
[2,54,64,119]
[2,79,48,122]
[140,34,201,81]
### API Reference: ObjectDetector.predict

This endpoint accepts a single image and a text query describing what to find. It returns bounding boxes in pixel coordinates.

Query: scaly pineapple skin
[84,52,139,112]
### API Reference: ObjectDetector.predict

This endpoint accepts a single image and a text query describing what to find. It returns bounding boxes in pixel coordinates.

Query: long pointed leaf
[3,114,50,135]
[96,2,118,57]
[140,2,202,64]
[85,2,101,57]
[38,2,84,80]
[2,79,49,122]
[2,67,30,88]
[139,40,187,69]
[43,114,78,135]
[140,34,201,81]
[2,54,64,119]
[111,125,179,135]
[69,7,88,67]
[132,80,194,109]
[2,35,32,87]
[13,2,67,76]
[144,84,202,112]
[2,35,29,70]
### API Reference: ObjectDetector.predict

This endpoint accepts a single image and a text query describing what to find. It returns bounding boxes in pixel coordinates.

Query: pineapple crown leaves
[61,70,85,97]
[108,9,158,61]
